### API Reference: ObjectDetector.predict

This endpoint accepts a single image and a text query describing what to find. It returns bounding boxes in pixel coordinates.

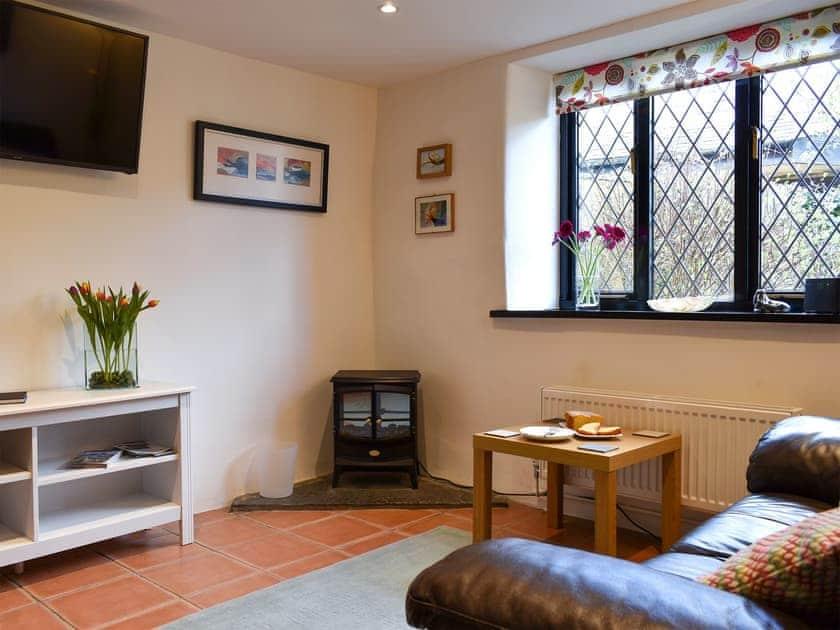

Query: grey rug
[164,526,470,630]
[231,473,508,510]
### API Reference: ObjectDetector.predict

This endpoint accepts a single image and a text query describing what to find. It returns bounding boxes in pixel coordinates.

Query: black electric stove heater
[331,370,421,488]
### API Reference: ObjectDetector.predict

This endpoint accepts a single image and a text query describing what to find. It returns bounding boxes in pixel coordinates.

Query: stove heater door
[337,389,374,440]
[374,387,413,441]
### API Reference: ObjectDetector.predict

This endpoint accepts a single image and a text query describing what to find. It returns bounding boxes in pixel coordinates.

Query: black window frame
[558,75,809,313]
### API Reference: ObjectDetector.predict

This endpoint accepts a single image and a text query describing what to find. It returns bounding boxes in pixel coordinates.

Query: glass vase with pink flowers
[552,221,627,309]
[66,281,159,389]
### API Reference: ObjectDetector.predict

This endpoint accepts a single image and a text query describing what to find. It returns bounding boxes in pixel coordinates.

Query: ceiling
[45,0,692,86]
[522,0,830,75]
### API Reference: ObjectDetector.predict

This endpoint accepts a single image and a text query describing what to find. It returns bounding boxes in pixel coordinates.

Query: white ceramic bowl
[647,296,715,313]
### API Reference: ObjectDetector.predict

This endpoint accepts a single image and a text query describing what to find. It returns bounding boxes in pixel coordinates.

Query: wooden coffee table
[473,427,682,556]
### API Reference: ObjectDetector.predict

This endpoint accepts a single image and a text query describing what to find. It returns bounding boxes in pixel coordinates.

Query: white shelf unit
[0,430,33,486]
[38,453,179,486]
[0,383,193,567]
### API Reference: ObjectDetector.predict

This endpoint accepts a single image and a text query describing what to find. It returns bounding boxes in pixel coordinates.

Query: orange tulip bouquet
[67,281,159,389]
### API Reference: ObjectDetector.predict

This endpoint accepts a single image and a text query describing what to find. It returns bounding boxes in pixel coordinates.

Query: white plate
[520,426,575,442]
[647,296,715,313]
[574,431,624,440]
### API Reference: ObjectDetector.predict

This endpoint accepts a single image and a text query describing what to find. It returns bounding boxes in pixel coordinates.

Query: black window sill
[489,308,840,324]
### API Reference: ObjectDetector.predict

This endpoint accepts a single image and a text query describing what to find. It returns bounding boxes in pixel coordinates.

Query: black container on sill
[804,278,840,314]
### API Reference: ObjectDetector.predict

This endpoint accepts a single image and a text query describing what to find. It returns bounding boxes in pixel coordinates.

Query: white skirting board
[512,490,711,540]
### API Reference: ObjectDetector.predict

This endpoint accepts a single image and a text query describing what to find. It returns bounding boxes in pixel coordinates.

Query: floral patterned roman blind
[554,4,840,113]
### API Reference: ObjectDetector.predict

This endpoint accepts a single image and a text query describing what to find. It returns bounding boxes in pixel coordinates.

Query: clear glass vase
[84,323,139,389]
[576,245,601,309]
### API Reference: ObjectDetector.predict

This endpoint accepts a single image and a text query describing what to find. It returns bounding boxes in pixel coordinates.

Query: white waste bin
[258,442,297,499]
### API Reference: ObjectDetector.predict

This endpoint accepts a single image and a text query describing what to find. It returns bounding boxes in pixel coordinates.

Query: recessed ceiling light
[378,1,399,15]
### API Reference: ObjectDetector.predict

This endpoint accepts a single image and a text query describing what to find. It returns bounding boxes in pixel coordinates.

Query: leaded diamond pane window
[652,82,736,300]
[761,60,840,291]
[577,102,634,293]
[558,64,840,314]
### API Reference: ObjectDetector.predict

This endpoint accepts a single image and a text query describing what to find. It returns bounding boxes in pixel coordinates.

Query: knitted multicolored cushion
[698,506,839,624]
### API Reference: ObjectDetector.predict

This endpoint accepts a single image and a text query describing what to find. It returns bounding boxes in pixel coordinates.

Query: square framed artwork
[194,121,329,212]
[415,193,454,234]
[416,143,452,179]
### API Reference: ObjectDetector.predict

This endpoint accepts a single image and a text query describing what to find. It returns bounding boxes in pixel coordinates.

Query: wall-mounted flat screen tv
[0,1,149,173]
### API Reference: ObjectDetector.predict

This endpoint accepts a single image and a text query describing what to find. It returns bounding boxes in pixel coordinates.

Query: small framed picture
[194,121,329,212]
[416,143,452,179]
[415,193,454,234]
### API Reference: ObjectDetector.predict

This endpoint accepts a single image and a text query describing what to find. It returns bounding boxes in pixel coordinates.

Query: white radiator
[541,386,802,512]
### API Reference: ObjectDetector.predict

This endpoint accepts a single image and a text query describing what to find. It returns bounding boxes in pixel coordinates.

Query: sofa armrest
[747,415,840,506]
[406,538,803,630]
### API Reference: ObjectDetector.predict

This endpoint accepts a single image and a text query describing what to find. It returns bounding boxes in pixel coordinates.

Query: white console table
[0,383,193,568]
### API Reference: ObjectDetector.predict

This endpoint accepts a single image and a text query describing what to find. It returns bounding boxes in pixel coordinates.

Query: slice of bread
[564,410,604,431]
[578,422,601,435]
[596,425,622,436]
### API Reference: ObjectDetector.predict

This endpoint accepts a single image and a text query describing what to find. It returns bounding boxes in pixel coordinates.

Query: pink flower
[591,222,628,249]
[577,230,591,243]
[557,220,575,239]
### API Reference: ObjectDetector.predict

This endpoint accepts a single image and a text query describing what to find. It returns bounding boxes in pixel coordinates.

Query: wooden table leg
[594,470,617,556]
[661,449,682,551]
[473,446,492,543]
[547,462,564,529]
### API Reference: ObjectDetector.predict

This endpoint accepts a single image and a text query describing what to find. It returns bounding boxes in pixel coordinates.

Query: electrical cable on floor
[617,504,661,543]
[421,462,667,541]
[418,462,535,496]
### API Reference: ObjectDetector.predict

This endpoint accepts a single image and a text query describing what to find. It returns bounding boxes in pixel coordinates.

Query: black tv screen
[0,1,148,173]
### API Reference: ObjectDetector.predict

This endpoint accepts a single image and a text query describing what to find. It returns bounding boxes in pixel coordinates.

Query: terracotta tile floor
[0,503,657,629]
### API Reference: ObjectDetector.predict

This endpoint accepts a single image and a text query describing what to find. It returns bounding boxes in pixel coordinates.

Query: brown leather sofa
[406,416,840,629]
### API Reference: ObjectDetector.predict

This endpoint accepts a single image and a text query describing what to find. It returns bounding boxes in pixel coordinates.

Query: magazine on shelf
[114,441,175,457]
[67,449,122,468]
[0,391,27,405]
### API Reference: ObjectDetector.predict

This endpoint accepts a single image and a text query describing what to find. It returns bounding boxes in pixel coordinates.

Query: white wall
[504,64,559,310]
[372,54,840,494]
[0,21,378,511]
